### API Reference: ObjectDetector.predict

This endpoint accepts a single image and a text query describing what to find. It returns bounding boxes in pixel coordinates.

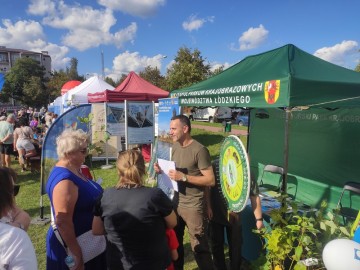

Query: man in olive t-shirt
[155,115,215,270]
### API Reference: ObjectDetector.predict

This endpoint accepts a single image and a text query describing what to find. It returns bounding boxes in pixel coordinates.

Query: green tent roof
[171,44,360,108]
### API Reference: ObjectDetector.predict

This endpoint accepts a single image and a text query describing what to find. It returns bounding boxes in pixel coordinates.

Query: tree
[23,76,52,107]
[165,46,211,91]
[210,65,225,77]
[67,58,83,81]
[139,66,167,90]
[116,74,128,86]
[47,57,85,101]
[47,69,70,98]
[355,50,360,72]
[355,63,360,72]
[105,77,116,87]
[0,58,48,106]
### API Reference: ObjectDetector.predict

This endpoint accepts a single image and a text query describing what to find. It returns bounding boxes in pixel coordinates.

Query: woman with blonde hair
[93,149,177,270]
[46,129,106,270]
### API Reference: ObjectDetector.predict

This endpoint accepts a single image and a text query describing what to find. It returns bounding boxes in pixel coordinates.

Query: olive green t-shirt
[171,140,212,209]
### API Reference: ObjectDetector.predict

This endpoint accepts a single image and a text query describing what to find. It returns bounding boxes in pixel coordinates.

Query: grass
[14,125,247,270]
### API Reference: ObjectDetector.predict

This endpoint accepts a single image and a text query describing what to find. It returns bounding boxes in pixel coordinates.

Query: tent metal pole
[101,103,113,169]
[281,107,291,193]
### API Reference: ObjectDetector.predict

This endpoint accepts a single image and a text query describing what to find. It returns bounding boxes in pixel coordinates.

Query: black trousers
[209,219,243,270]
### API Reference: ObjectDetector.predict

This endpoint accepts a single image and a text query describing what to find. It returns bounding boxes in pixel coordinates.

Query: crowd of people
[1,113,264,270]
[0,106,58,172]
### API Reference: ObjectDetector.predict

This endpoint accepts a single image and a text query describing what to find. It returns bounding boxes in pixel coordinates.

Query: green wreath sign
[219,135,251,212]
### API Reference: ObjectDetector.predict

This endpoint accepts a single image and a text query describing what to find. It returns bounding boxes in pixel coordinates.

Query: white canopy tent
[64,75,115,106]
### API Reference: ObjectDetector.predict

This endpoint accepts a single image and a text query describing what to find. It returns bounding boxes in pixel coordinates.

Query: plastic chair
[259,165,284,191]
[337,181,360,224]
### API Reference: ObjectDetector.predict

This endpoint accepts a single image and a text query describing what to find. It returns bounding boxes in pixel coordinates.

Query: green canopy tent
[171,44,360,108]
[171,44,360,208]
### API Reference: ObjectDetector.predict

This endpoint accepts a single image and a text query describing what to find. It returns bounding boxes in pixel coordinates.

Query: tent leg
[281,108,291,194]
[101,135,113,169]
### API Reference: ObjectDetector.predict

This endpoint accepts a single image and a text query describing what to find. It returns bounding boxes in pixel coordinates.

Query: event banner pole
[124,100,128,150]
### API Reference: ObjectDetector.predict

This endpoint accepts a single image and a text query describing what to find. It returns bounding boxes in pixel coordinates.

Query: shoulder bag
[50,206,106,263]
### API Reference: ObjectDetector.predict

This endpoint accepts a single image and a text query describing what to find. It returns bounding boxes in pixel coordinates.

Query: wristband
[256,217,263,221]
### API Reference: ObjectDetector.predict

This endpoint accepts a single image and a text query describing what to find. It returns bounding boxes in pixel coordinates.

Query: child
[166,228,179,270]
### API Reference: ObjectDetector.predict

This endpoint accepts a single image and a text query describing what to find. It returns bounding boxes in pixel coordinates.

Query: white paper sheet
[158,158,178,191]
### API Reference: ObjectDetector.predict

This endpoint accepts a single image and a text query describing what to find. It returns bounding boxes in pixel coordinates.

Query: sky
[0,0,359,82]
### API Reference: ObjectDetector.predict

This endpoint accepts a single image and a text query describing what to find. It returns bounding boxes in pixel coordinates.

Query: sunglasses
[14,184,20,196]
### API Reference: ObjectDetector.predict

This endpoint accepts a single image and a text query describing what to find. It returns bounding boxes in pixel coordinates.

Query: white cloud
[182,15,215,32]
[0,19,70,70]
[39,43,70,71]
[29,1,137,51]
[314,40,358,67]
[27,0,56,16]
[0,19,45,45]
[110,51,166,79]
[63,22,137,51]
[232,24,269,51]
[97,0,166,17]
[209,61,232,73]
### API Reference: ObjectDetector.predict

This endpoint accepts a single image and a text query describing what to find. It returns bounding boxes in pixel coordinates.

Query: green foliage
[165,46,211,91]
[209,65,225,76]
[23,76,51,107]
[77,113,104,156]
[47,69,70,98]
[67,57,83,81]
[104,76,116,87]
[355,50,360,72]
[47,58,84,101]
[355,63,360,72]
[253,199,351,270]
[1,57,47,106]
[115,73,128,86]
[139,66,167,90]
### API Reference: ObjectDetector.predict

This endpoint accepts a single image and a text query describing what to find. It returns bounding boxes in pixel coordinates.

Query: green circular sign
[219,135,251,212]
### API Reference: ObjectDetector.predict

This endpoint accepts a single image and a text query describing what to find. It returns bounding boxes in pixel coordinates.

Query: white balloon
[322,238,360,270]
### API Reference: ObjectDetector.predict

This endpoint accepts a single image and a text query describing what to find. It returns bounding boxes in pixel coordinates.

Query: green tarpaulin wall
[171,44,360,209]
[250,108,360,208]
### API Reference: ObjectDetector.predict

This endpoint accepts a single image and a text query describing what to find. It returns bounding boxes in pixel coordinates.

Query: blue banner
[0,73,4,92]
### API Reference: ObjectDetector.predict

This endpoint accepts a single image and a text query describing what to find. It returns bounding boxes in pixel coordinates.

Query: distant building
[0,46,52,78]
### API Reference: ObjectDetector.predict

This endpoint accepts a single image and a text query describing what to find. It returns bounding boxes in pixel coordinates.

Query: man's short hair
[7,113,15,120]
[171,114,191,133]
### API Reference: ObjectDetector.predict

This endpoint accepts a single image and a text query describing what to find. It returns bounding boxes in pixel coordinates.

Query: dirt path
[192,123,248,136]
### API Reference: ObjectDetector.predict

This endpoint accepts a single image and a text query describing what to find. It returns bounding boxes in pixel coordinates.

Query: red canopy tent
[87,71,169,102]
[61,80,82,95]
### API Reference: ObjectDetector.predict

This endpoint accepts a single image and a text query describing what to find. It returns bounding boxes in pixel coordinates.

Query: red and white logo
[264,80,280,104]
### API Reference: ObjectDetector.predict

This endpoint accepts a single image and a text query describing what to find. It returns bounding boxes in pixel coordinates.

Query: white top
[0,222,37,270]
